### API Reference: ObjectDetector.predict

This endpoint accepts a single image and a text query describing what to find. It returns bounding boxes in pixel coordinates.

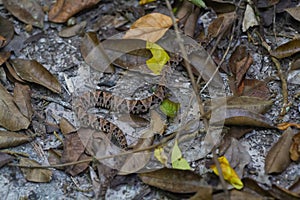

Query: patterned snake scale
[73,85,165,149]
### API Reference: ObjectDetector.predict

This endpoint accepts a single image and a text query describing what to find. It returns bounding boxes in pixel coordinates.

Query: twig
[271,57,289,116]
[165,0,208,130]
[212,148,230,200]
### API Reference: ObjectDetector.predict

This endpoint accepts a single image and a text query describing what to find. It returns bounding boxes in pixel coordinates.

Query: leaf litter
[0,0,300,199]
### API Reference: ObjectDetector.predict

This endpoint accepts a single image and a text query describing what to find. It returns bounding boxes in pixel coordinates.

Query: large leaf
[3,0,44,28]
[124,13,173,43]
[265,128,293,174]
[0,84,30,131]
[48,0,101,23]
[139,168,209,193]
[0,130,32,149]
[19,158,52,183]
[270,39,300,59]
[9,59,61,93]
[0,16,14,48]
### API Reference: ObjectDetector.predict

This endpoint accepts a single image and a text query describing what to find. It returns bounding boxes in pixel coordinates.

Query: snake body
[73,85,165,149]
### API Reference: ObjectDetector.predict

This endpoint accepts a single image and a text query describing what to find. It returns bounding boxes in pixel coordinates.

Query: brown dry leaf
[289,178,300,195]
[205,0,236,13]
[19,157,52,183]
[0,16,14,48]
[213,108,274,128]
[277,122,300,130]
[0,131,32,149]
[0,152,14,168]
[58,21,87,38]
[214,190,263,200]
[229,45,253,89]
[190,186,213,200]
[285,7,300,22]
[242,79,271,100]
[265,127,293,174]
[80,32,114,73]
[48,0,101,23]
[270,184,300,200]
[9,59,61,93]
[61,132,89,176]
[291,58,300,70]
[207,12,236,40]
[119,110,166,175]
[0,84,30,131]
[124,13,173,43]
[4,61,26,83]
[243,177,274,198]
[289,132,300,161]
[139,168,210,193]
[3,0,44,28]
[13,83,33,121]
[59,117,76,135]
[270,39,300,59]
[227,96,273,114]
[0,52,10,66]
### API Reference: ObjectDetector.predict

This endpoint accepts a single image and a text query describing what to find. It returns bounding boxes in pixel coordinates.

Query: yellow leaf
[146,42,170,75]
[210,156,243,190]
[139,0,156,5]
[154,146,168,165]
[171,140,191,170]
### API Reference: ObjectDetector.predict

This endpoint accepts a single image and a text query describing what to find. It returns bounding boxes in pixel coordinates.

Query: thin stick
[165,0,208,130]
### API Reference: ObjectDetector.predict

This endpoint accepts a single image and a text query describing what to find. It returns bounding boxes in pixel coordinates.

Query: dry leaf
[265,127,293,174]
[61,132,89,176]
[58,21,87,38]
[80,32,114,73]
[0,131,32,149]
[0,84,30,131]
[289,132,300,161]
[0,16,14,48]
[3,0,44,28]
[0,52,10,66]
[270,39,300,59]
[139,168,209,193]
[48,0,101,23]
[242,4,259,32]
[0,152,14,168]
[19,158,52,182]
[213,190,263,200]
[59,117,76,135]
[229,45,253,89]
[285,7,300,22]
[4,61,26,83]
[211,108,274,128]
[13,83,33,121]
[241,79,271,100]
[119,110,165,175]
[205,0,236,13]
[124,13,173,42]
[9,59,61,93]
[226,96,273,114]
[207,12,236,40]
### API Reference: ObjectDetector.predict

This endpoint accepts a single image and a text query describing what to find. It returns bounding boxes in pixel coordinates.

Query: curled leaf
[277,122,300,130]
[210,156,244,190]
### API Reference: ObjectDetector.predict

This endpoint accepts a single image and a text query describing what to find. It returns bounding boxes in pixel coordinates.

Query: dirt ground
[0,0,300,199]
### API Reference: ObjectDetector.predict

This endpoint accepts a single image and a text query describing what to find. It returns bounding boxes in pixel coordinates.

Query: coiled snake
[73,85,165,149]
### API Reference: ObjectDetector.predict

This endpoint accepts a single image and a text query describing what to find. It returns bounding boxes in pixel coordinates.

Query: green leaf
[146,42,170,75]
[188,0,207,8]
[160,99,180,118]
[171,140,191,170]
